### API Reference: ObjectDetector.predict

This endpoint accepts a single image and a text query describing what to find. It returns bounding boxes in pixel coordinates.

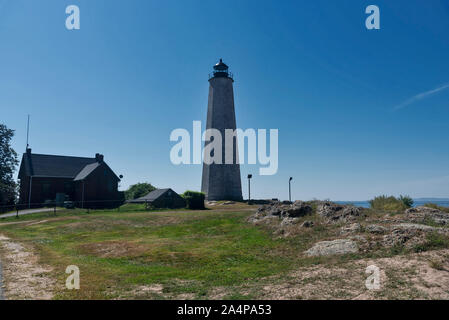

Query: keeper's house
[18,148,124,208]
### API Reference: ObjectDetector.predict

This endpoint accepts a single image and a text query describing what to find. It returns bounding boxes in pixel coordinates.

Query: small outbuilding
[128,188,186,209]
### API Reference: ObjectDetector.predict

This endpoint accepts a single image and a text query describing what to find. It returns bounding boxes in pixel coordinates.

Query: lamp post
[247,174,253,204]
[289,177,293,202]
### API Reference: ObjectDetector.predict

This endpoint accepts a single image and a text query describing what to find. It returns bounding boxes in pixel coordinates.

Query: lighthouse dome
[210,59,233,80]
[213,59,229,71]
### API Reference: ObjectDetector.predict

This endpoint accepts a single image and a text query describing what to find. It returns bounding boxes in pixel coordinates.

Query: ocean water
[336,200,449,209]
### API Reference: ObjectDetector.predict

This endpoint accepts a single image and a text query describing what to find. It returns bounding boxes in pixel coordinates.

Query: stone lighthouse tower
[201,59,243,201]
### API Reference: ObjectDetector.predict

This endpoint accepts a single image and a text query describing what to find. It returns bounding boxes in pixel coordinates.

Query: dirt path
[0,208,58,219]
[0,256,4,300]
[0,235,55,300]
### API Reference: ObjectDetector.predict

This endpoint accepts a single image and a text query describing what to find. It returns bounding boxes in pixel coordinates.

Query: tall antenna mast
[26,114,30,149]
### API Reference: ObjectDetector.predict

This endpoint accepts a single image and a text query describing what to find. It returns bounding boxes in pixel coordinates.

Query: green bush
[399,195,414,208]
[369,195,412,212]
[182,191,205,210]
[125,182,156,200]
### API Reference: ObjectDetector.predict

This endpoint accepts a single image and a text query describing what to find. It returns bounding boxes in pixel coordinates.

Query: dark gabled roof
[130,188,176,203]
[18,150,120,182]
[73,162,101,181]
[19,153,97,178]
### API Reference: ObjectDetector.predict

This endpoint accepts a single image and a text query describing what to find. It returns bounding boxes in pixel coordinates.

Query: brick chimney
[95,153,104,163]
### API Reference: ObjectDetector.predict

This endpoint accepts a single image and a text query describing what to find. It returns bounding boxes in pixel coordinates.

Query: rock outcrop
[382,223,448,248]
[249,201,313,223]
[405,206,449,226]
[340,223,362,235]
[248,201,449,255]
[306,239,358,257]
[366,224,387,234]
[317,202,364,223]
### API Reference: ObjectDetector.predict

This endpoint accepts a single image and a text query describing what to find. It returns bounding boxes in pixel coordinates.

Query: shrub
[125,183,156,200]
[369,195,407,212]
[182,191,205,210]
[399,195,414,208]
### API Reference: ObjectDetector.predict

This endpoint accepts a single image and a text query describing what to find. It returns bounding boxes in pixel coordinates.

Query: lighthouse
[201,59,243,201]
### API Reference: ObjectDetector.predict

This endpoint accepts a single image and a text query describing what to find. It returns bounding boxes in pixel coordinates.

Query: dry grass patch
[78,241,149,259]
[0,235,56,300]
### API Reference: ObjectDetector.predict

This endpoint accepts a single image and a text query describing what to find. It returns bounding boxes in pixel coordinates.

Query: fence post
[16,205,19,219]
[54,201,57,216]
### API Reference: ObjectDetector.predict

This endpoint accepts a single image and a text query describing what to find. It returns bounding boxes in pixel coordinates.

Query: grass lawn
[2,203,448,300]
[0,205,300,299]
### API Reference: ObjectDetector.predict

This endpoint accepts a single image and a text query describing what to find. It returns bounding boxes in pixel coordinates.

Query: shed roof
[130,188,176,203]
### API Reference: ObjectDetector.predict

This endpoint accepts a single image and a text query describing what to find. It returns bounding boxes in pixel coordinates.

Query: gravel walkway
[0,208,56,219]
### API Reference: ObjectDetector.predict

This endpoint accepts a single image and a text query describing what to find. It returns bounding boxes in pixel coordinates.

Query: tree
[0,124,19,206]
[125,182,156,200]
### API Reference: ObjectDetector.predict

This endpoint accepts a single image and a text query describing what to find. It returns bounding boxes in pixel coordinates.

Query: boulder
[305,239,358,257]
[317,202,345,218]
[317,202,364,223]
[284,201,313,218]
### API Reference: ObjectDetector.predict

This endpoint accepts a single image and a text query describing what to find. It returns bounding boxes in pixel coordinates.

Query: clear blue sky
[1,0,449,201]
